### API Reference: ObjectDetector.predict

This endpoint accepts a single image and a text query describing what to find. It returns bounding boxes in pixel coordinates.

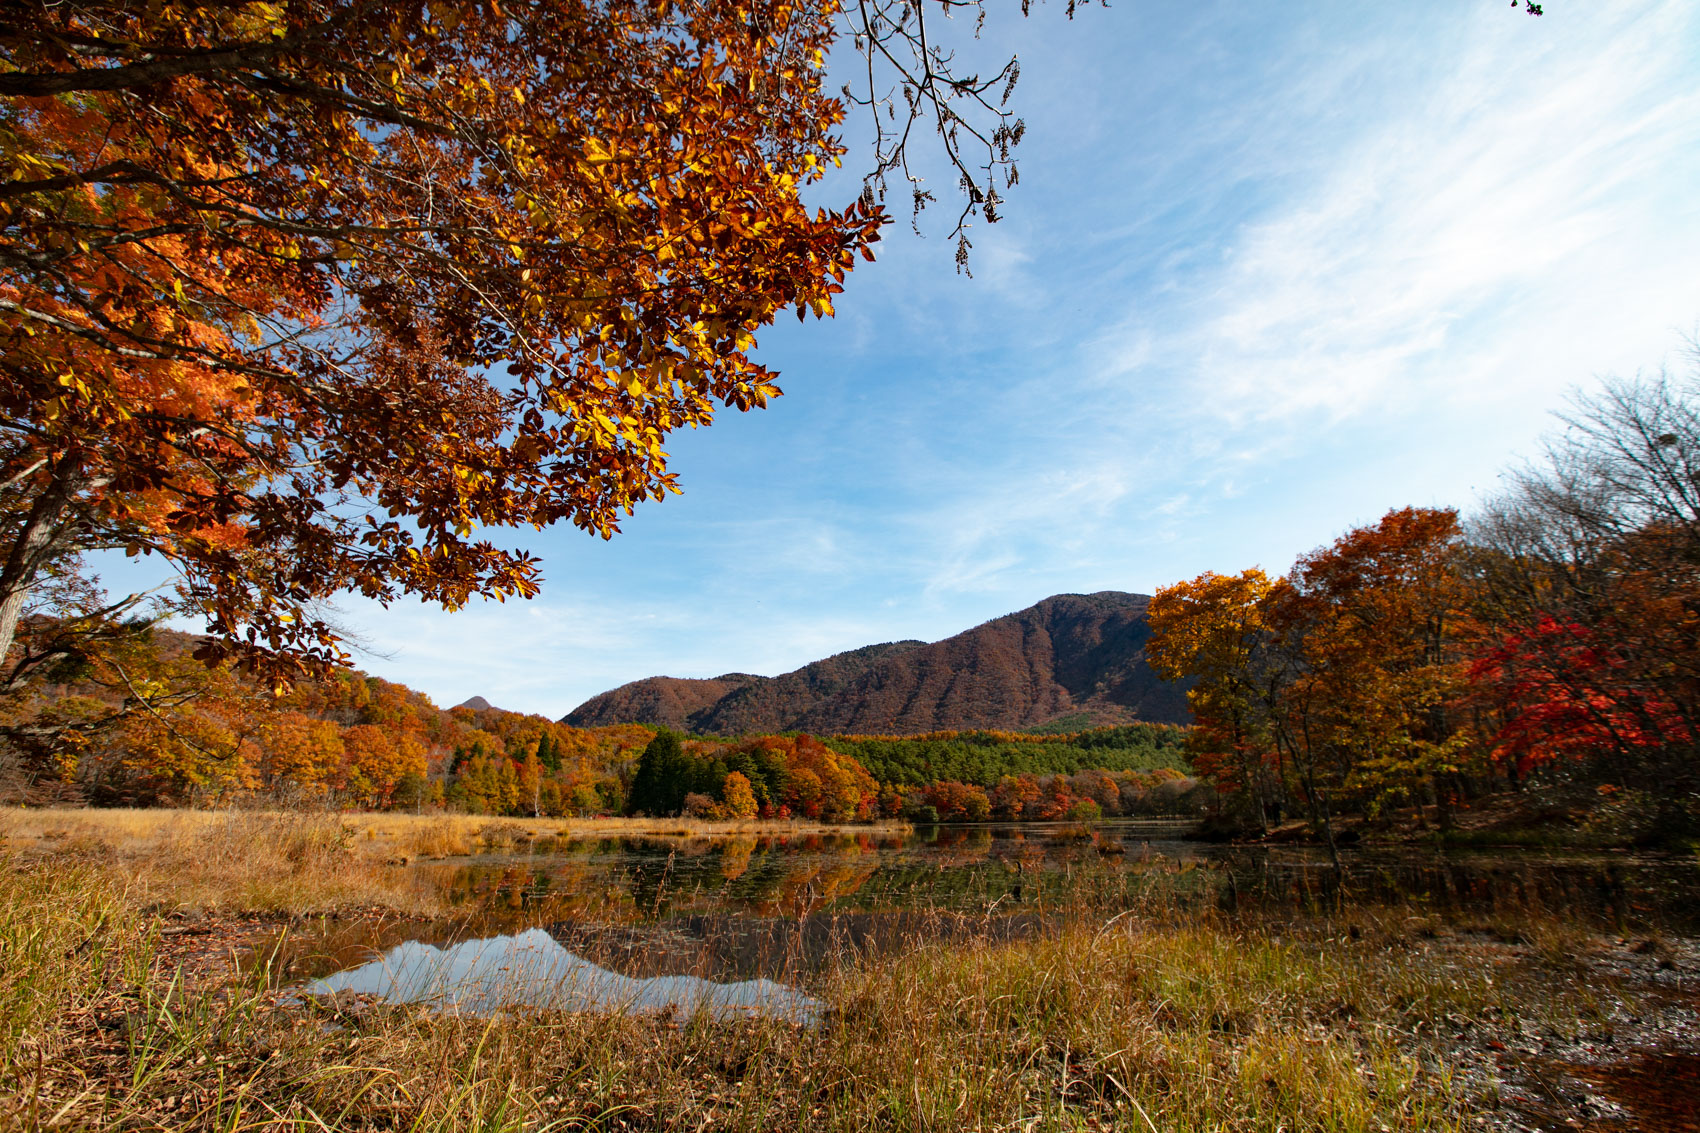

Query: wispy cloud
[1138,3,1700,425]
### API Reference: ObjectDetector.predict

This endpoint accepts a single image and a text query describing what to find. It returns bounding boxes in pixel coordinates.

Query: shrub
[681,792,723,819]
[1064,799,1102,823]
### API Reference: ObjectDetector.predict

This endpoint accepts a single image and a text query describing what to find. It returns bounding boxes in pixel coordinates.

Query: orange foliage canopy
[1150,508,1476,828]
[0,0,882,679]
[1147,568,1281,813]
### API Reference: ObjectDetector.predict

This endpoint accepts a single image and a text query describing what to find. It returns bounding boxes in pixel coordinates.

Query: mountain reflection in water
[304,927,821,1023]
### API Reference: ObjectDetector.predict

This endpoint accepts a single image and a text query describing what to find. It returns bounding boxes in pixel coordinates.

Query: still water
[276,820,1700,1018]
[302,928,822,1022]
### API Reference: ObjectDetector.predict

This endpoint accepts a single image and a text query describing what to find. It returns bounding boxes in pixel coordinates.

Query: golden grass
[0,856,1519,1133]
[0,807,909,917]
[0,806,904,854]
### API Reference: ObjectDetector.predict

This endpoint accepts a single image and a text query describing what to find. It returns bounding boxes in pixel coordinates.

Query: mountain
[563,592,1190,734]
[456,695,495,712]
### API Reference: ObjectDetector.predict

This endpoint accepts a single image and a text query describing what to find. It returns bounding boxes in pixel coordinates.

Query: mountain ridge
[563,591,1190,734]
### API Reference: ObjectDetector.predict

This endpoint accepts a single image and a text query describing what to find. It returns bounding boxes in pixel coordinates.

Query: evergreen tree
[536,732,561,773]
[626,730,690,816]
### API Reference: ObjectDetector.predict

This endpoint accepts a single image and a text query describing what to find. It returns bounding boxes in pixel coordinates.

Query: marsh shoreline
[3,808,1697,1131]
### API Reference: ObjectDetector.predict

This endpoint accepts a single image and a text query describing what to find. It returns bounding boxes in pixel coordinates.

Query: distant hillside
[564,592,1190,734]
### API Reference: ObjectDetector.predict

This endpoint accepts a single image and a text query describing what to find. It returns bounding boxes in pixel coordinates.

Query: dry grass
[348,811,910,857]
[0,856,1508,1133]
[0,807,908,917]
[0,806,904,855]
[53,811,441,916]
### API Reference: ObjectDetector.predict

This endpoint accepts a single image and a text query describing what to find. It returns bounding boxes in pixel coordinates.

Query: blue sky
[105,1,1700,716]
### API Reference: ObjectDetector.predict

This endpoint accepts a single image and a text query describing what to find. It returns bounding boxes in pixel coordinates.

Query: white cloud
[1133,2,1700,425]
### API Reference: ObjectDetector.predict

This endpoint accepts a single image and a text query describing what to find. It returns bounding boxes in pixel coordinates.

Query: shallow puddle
[303,927,822,1023]
[1573,1049,1700,1132]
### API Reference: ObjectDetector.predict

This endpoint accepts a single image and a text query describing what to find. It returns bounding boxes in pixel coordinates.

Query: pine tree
[627,730,688,816]
[537,732,561,773]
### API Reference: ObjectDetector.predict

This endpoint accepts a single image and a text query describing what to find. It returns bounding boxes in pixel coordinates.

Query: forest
[624,727,1204,823]
[1147,373,1698,847]
[822,724,1189,785]
[0,619,1202,823]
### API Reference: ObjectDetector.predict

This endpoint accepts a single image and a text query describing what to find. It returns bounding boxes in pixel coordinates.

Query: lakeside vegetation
[3,813,1691,1132]
[1149,373,1700,849]
[0,808,916,917]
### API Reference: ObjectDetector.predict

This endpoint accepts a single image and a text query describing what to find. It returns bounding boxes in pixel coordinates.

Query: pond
[272,820,1700,1018]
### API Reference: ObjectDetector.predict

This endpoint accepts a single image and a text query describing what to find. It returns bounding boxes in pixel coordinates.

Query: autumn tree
[1068,769,1121,816]
[785,766,824,818]
[1147,568,1284,829]
[450,748,520,815]
[919,779,991,822]
[1281,508,1478,824]
[259,711,344,795]
[0,606,280,801]
[990,773,1039,819]
[1468,371,1698,824]
[1151,510,1477,838]
[108,695,252,804]
[783,734,876,821]
[518,741,545,818]
[721,770,758,819]
[0,0,887,691]
[0,0,1077,678]
[341,722,426,807]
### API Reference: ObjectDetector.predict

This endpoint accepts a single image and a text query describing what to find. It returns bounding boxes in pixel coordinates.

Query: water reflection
[303,927,821,1023]
[411,820,1215,926]
[413,822,1700,931]
[265,820,1700,1013]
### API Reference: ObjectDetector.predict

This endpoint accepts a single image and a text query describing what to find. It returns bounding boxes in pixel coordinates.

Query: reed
[0,807,909,917]
[3,852,1633,1132]
[1,806,906,852]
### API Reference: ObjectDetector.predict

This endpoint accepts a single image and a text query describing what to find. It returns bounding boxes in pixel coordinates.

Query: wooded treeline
[1147,373,1698,844]
[0,624,656,813]
[0,624,1201,822]
[825,725,1189,785]
[623,727,1206,823]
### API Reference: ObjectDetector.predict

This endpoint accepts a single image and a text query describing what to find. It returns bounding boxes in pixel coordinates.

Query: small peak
[456,695,494,711]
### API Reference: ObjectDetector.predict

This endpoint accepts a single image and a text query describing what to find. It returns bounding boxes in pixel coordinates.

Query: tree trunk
[0,467,84,672]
